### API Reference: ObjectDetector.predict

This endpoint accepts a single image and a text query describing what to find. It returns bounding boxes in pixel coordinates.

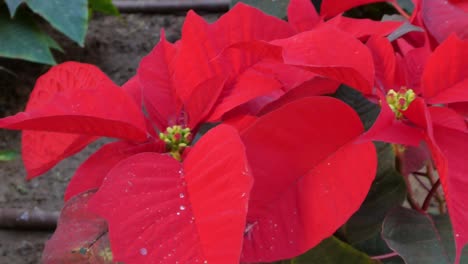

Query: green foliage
[89,0,119,16]
[0,149,18,161]
[292,237,378,264]
[382,207,468,264]
[0,4,59,64]
[0,0,118,65]
[230,0,290,18]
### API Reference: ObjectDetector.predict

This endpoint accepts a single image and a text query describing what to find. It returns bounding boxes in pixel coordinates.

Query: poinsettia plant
[0,0,467,263]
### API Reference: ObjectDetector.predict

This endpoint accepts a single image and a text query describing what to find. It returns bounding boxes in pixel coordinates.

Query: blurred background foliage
[0,0,118,65]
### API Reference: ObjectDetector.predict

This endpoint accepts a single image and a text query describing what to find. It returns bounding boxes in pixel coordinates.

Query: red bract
[288,0,403,38]
[271,23,375,93]
[364,34,468,262]
[420,0,468,44]
[0,62,149,178]
[239,97,377,262]
[89,125,252,263]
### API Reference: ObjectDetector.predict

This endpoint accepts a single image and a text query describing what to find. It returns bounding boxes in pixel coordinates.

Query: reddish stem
[412,173,431,192]
[413,171,428,177]
[371,252,399,260]
[390,2,411,19]
[394,145,421,211]
[422,179,441,211]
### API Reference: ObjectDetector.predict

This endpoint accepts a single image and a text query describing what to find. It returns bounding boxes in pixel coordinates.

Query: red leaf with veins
[272,24,375,94]
[240,97,377,262]
[0,62,148,178]
[0,62,148,139]
[366,35,397,91]
[89,125,252,264]
[422,35,468,104]
[64,140,164,201]
[429,107,467,132]
[22,132,96,179]
[173,3,294,102]
[138,31,180,130]
[432,126,468,263]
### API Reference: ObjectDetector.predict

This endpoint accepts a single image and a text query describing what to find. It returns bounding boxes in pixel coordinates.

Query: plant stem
[422,179,441,211]
[426,162,446,214]
[113,0,229,13]
[413,171,428,177]
[393,144,422,211]
[371,252,399,260]
[390,2,411,19]
[412,173,431,192]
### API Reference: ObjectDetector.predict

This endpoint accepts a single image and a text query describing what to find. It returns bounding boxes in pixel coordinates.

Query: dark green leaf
[382,207,468,264]
[25,0,89,46]
[89,0,119,16]
[230,0,290,18]
[0,5,57,64]
[0,150,19,161]
[5,0,23,17]
[352,230,405,264]
[292,237,378,264]
[344,143,406,244]
[333,85,379,130]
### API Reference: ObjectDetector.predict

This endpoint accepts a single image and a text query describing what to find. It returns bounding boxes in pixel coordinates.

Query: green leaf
[382,207,468,264]
[230,0,290,18]
[25,0,89,46]
[334,85,379,130]
[89,0,119,16]
[352,231,405,264]
[0,150,19,161]
[0,5,57,64]
[5,0,23,17]
[292,237,378,264]
[344,143,406,243]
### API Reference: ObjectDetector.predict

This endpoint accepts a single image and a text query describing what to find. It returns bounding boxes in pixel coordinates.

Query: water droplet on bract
[180,205,186,211]
[241,192,246,198]
[456,233,460,237]
[203,261,208,264]
[176,212,180,216]
[139,248,148,256]
[179,193,185,198]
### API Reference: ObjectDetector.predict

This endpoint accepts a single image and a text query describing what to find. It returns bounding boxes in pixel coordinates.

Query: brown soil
[0,11,218,264]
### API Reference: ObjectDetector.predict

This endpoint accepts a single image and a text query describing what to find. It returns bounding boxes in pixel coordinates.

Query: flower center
[159,125,191,161]
[386,88,416,119]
